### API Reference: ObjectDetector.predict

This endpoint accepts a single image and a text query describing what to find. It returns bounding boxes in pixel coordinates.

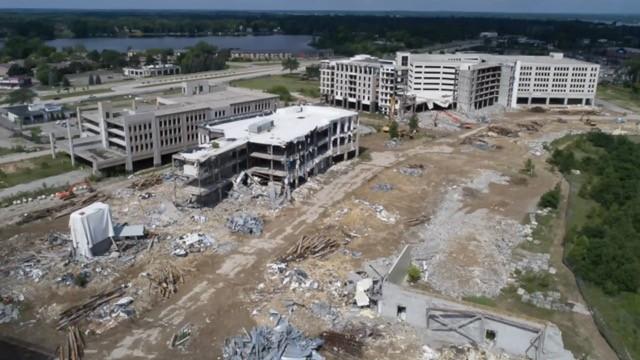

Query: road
[34,61,316,106]
[0,169,90,200]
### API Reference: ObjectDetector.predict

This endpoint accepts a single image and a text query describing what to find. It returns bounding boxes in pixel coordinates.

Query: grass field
[0,154,77,189]
[231,74,320,98]
[597,84,640,113]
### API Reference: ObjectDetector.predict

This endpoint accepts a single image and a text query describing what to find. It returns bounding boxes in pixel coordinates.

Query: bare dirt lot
[1,106,633,359]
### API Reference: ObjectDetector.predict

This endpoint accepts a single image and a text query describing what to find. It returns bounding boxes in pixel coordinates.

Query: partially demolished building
[378,246,575,360]
[67,81,278,173]
[173,105,359,205]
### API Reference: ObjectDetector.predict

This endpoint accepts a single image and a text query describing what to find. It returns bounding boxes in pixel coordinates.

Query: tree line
[551,133,640,295]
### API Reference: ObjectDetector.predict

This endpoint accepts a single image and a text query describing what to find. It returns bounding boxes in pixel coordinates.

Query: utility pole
[49,133,56,159]
[67,117,75,167]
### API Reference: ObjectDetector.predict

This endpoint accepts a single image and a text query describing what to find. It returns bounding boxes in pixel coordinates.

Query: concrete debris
[0,292,22,324]
[172,233,214,256]
[354,199,398,224]
[282,268,319,291]
[487,125,519,137]
[372,183,394,192]
[423,344,523,360]
[226,212,264,236]
[526,130,585,156]
[148,200,181,229]
[355,278,373,307]
[357,124,377,136]
[399,164,424,177]
[384,138,401,148]
[513,250,550,273]
[413,170,526,298]
[170,324,192,349]
[520,290,572,312]
[310,301,341,325]
[223,314,324,360]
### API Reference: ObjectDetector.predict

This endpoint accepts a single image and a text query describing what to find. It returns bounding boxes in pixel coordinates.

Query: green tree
[29,127,42,142]
[62,77,71,89]
[7,64,30,77]
[388,120,399,139]
[538,184,561,209]
[304,64,320,79]
[178,42,227,74]
[408,114,419,132]
[267,85,293,102]
[282,57,300,73]
[5,88,36,105]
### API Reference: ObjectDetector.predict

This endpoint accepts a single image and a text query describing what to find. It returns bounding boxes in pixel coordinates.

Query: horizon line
[0,8,638,16]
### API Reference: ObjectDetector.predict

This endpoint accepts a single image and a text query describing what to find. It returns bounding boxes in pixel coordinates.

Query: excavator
[56,180,94,200]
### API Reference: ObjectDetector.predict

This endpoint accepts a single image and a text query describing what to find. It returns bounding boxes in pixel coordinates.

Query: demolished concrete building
[66,81,278,173]
[172,105,359,205]
[378,246,575,360]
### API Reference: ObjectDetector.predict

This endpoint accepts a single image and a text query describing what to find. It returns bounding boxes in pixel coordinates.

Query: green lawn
[231,74,320,98]
[0,154,77,189]
[597,84,640,113]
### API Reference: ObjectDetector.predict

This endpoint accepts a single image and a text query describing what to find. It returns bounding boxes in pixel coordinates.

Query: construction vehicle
[56,180,94,200]
[579,114,596,127]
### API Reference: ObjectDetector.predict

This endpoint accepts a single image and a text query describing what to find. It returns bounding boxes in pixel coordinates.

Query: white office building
[321,52,600,115]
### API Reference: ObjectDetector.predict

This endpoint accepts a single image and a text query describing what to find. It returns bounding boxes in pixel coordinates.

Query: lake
[43,35,315,52]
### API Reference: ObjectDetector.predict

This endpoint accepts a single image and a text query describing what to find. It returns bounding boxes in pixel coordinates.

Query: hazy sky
[1,0,639,14]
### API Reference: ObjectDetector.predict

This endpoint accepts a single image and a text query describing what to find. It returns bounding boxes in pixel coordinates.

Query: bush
[538,184,561,209]
[267,85,293,102]
[407,264,421,283]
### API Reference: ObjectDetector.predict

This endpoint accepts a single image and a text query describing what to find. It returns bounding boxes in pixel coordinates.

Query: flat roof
[408,52,594,66]
[177,105,356,162]
[155,87,277,116]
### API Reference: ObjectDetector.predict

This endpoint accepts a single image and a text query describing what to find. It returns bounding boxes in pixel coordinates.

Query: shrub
[538,184,561,209]
[407,264,421,283]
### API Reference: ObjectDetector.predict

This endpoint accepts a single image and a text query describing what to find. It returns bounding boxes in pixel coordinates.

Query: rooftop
[177,105,357,162]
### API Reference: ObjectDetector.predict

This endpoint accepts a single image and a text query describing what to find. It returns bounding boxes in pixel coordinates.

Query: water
[42,35,315,52]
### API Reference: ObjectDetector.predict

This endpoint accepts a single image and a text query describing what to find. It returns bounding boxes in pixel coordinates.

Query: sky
[0,0,639,14]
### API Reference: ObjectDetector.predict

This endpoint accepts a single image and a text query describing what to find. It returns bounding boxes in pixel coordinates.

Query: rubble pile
[371,183,394,192]
[487,125,519,137]
[399,164,424,177]
[223,315,324,359]
[413,170,526,298]
[512,250,551,273]
[384,138,401,148]
[143,263,185,299]
[226,212,264,236]
[129,174,163,191]
[518,289,571,312]
[0,292,22,324]
[354,199,398,224]
[57,284,129,330]
[172,233,214,257]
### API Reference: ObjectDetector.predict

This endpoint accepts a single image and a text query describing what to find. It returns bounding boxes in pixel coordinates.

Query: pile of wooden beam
[57,285,127,330]
[279,234,339,263]
[487,125,519,137]
[146,264,184,299]
[405,214,430,227]
[57,326,85,360]
[53,192,110,219]
[130,174,163,191]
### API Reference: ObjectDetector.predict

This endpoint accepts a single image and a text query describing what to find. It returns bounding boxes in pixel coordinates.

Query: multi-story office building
[172,105,359,205]
[320,52,600,115]
[67,81,278,173]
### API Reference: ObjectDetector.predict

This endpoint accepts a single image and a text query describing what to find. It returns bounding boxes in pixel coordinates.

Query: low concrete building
[123,64,181,78]
[67,82,278,173]
[173,105,359,206]
[379,246,574,360]
[230,50,293,61]
[0,76,32,90]
[5,103,68,125]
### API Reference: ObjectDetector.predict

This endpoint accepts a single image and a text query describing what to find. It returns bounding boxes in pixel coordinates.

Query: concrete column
[49,133,56,159]
[66,118,75,167]
[355,116,360,158]
[151,118,161,166]
[97,102,110,149]
[76,107,83,138]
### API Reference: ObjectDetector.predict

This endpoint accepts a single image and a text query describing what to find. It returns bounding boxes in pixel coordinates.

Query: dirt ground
[0,105,633,359]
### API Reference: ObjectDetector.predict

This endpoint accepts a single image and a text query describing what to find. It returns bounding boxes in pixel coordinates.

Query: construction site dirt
[1,105,635,359]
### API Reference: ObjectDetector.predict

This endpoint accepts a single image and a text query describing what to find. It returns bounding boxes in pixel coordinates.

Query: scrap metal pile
[226,212,264,236]
[223,315,324,360]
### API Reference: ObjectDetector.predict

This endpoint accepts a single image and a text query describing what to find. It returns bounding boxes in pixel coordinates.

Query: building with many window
[123,64,181,78]
[66,81,278,173]
[320,52,600,115]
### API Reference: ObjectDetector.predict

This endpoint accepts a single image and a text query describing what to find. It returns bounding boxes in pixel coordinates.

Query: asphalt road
[34,61,316,106]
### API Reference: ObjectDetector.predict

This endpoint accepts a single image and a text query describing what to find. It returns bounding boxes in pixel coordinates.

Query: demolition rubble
[0,106,624,359]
